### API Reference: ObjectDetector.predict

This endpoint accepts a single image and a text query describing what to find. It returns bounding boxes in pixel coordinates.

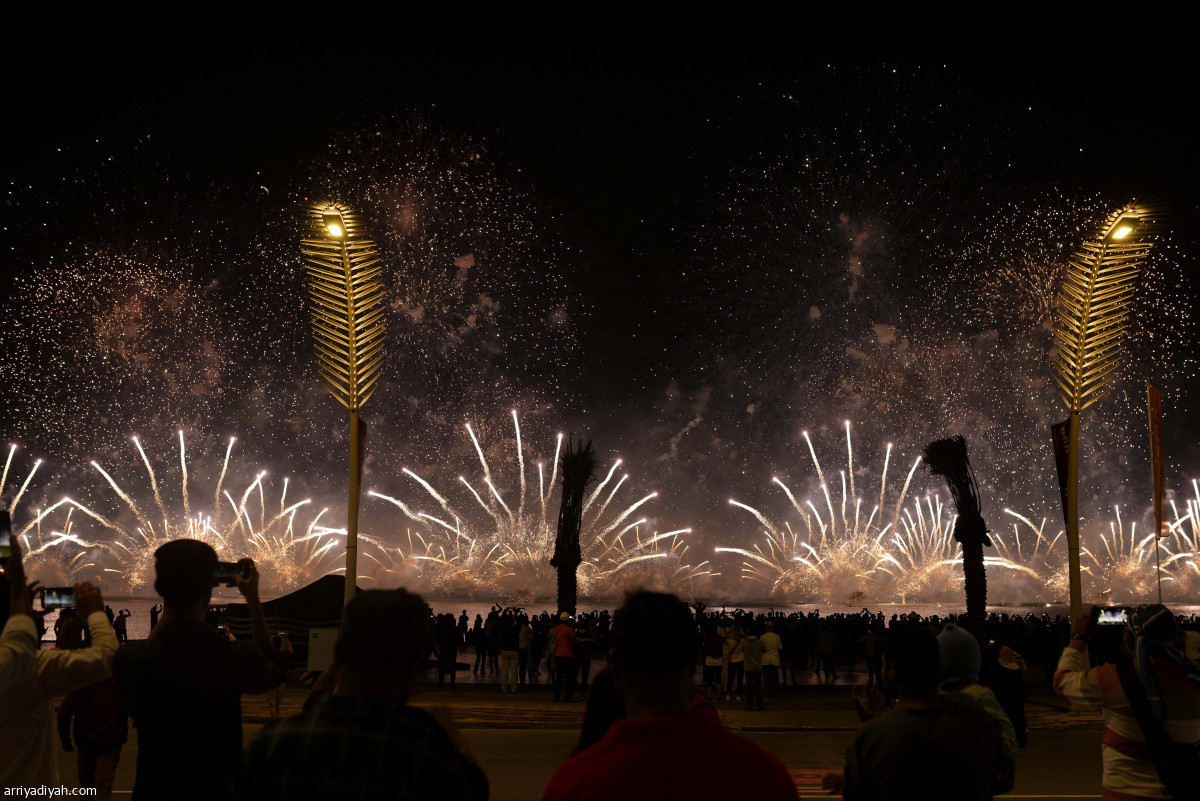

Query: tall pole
[345,407,360,608]
[342,232,360,610]
[1050,202,1158,625]
[1066,411,1082,624]
[300,203,386,610]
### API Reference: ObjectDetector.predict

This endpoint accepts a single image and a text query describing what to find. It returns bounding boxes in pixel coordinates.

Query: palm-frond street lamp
[1051,201,1159,622]
[301,203,387,607]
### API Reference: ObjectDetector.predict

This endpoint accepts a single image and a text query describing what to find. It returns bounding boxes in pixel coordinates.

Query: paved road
[58,718,1105,800]
[48,679,1109,799]
[462,729,1104,801]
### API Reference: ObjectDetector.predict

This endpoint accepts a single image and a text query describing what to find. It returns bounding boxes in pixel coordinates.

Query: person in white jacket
[1,537,39,693]
[0,578,118,787]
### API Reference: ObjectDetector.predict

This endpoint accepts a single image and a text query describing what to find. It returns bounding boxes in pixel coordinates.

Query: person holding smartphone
[113,539,284,801]
[0,551,118,788]
[1,533,40,693]
[1054,604,1200,800]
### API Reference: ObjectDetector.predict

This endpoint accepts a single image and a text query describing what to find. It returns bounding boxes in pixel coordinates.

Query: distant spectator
[702,623,725,699]
[113,540,284,801]
[55,607,85,650]
[113,609,130,643]
[824,628,1000,800]
[472,614,486,675]
[436,613,460,691]
[542,591,796,800]
[553,612,578,702]
[149,603,161,632]
[724,623,745,699]
[817,623,837,680]
[58,675,127,801]
[242,589,488,800]
[499,613,519,692]
[761,620,783,699]
[743,625,766,711]
[0,577,118,788]
[485,609,501,675]
[575,617,597,691]
[518,614,533,685]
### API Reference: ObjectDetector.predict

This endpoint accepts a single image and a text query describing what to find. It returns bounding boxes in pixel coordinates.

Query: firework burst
[719,424,923,602]
[719,425,1056,603]
[369,411,706,597]
[70,433,343,593]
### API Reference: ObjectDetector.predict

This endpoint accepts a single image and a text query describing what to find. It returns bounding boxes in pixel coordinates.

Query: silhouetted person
[149,603,161,632]
[113,540,283,801]
[743,624,766,711]
[541,591,796,800]
[499,613,519,692]
[824,628,1000,800]
[472,614,486,674]
[242,589,488,800]
[992,645,1028,747]
[518,615,533,685]
[113,609,130,643]
[435,613,459,690]
[553,612,577,702]
[1,574,117,788]
[58,675,127,801]
[55,607,85,650]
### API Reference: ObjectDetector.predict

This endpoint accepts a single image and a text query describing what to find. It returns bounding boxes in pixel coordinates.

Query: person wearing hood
[937,624,1017,798]
[1055,604,1200,801]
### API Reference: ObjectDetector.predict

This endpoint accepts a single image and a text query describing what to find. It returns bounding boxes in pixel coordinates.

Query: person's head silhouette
[335,589,431,701]
[610,591,695,717]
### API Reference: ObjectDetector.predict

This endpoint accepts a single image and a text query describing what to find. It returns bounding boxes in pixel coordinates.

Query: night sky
[3,48,1197,598]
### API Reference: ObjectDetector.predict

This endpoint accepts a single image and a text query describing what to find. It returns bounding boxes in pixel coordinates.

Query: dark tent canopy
[224,574,358,667]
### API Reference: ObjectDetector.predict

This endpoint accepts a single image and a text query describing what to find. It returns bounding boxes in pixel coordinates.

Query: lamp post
[301,203,386,608]
[1052,205,1156,623]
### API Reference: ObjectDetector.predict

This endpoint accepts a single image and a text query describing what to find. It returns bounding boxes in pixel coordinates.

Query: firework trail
[2,444,96,584]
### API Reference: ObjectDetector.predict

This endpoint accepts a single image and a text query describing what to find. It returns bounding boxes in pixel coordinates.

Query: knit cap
[937,624,980,687]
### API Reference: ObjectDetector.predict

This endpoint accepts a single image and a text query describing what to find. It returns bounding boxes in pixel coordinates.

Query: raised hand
[75,582,104,620]
[235,560,261,602]
[852,680,886,721]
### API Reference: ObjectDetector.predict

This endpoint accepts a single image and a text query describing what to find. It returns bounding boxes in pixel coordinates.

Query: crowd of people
[2,533,1199,799]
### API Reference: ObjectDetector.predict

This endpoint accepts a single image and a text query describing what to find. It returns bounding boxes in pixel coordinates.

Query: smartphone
[0,510,11,568]
[1097,606,1132,626]
[213,558,254,587]
[41,587,77,609]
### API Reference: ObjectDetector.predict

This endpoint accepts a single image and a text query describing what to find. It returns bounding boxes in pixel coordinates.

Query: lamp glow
[321,211,347,239]
[1105,215,1140,242]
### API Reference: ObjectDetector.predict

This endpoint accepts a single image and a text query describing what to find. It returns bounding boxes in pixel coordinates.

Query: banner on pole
[1147,381,1166,537]
[1051,418,1071,531]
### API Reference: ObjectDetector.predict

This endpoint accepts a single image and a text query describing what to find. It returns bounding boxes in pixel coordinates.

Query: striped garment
[1054,641,1200,801]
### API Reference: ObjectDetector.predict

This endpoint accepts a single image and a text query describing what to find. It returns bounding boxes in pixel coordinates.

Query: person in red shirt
[542,591,797,800]
[553,612,578,702]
